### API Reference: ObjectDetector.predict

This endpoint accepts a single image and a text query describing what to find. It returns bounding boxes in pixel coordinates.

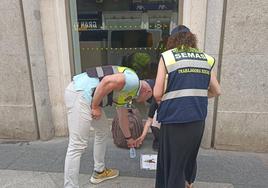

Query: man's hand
[91,106,102,120]
[126,138,138,148]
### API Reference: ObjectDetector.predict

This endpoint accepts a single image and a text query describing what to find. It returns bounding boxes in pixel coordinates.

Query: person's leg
[185,162,197,187]
[90,110,119,184]
[151,126,160,150]
[155,125,186,188]
[64,83,92,188]
[165,124,188,188]
[185,121,205,187]
[156,122,205,188]
[155,125,168,188]
[92,109,109,172]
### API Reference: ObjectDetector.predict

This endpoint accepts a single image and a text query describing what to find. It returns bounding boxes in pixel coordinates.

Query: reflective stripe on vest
[157,49,214,123]
[162,50,214,73]
[161,50,213,101]
[162,89,208,101]
[87,65,119,78]
[166,59,211,73]
[95,67,104,77]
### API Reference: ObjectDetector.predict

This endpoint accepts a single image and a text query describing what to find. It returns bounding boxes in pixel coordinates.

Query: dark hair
[166,30,197,50]
[121,54,132,68]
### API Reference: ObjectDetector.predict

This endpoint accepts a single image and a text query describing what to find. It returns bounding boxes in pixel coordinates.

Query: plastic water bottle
[129,147,136,159]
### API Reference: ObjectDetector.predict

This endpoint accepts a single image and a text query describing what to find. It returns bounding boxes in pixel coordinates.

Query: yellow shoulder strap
[204,53,215,68]
[117,66,127,73]
[117,66,136,73]
[161,49,176,67]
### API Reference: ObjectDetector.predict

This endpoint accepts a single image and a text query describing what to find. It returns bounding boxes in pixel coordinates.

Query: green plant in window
[122,52,151,79]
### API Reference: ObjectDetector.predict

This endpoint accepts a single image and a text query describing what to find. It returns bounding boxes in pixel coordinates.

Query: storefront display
[70,0,179,79]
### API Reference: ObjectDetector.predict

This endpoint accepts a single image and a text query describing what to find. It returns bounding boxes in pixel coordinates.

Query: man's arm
[91,74,125,119]
[116,107,137,148]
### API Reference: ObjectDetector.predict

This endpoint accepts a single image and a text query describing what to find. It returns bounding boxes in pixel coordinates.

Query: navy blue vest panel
[165,72,211,93]
[157,96,208,123]
[157,49,214,124]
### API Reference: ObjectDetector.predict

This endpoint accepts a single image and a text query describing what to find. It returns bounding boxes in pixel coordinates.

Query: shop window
[111,30,152,48]
[70,0,179,80]
[69,0,179,117]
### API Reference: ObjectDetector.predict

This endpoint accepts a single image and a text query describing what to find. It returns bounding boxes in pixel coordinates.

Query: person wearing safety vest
[154,25,221,188]
[64,65,153,187]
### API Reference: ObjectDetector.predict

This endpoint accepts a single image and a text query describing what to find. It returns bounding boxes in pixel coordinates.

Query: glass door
[69,0,179,78]
[68,0,180,117]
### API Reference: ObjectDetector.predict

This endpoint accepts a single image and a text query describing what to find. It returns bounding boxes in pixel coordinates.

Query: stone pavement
[0,133,267,188]
[0,169,234,188]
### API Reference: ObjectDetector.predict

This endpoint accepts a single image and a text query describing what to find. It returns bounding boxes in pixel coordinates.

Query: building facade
[0,0,267,152]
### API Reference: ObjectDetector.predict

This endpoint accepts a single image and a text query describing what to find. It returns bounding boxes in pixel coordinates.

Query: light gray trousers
[64,82,109,188]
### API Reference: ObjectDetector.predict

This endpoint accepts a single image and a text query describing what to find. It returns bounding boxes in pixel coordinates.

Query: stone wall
[187,0,268,152]
[203,0,224,149]
[0,0,54,140]
[40,0,72,136]
[0,0,38,140]
[214,0,268,152]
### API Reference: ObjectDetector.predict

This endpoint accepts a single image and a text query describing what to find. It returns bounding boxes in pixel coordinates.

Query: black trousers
[151,126,160,141]
[155,121,205,188]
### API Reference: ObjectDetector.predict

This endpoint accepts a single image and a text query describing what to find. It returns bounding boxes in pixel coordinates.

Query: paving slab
[0,170,234,188]
[0,137,267,188]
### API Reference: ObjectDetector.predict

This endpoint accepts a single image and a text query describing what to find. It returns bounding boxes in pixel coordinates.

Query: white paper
[140,154,157,170]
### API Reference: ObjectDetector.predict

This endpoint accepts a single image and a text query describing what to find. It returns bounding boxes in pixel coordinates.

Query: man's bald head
[135,80,154,103]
